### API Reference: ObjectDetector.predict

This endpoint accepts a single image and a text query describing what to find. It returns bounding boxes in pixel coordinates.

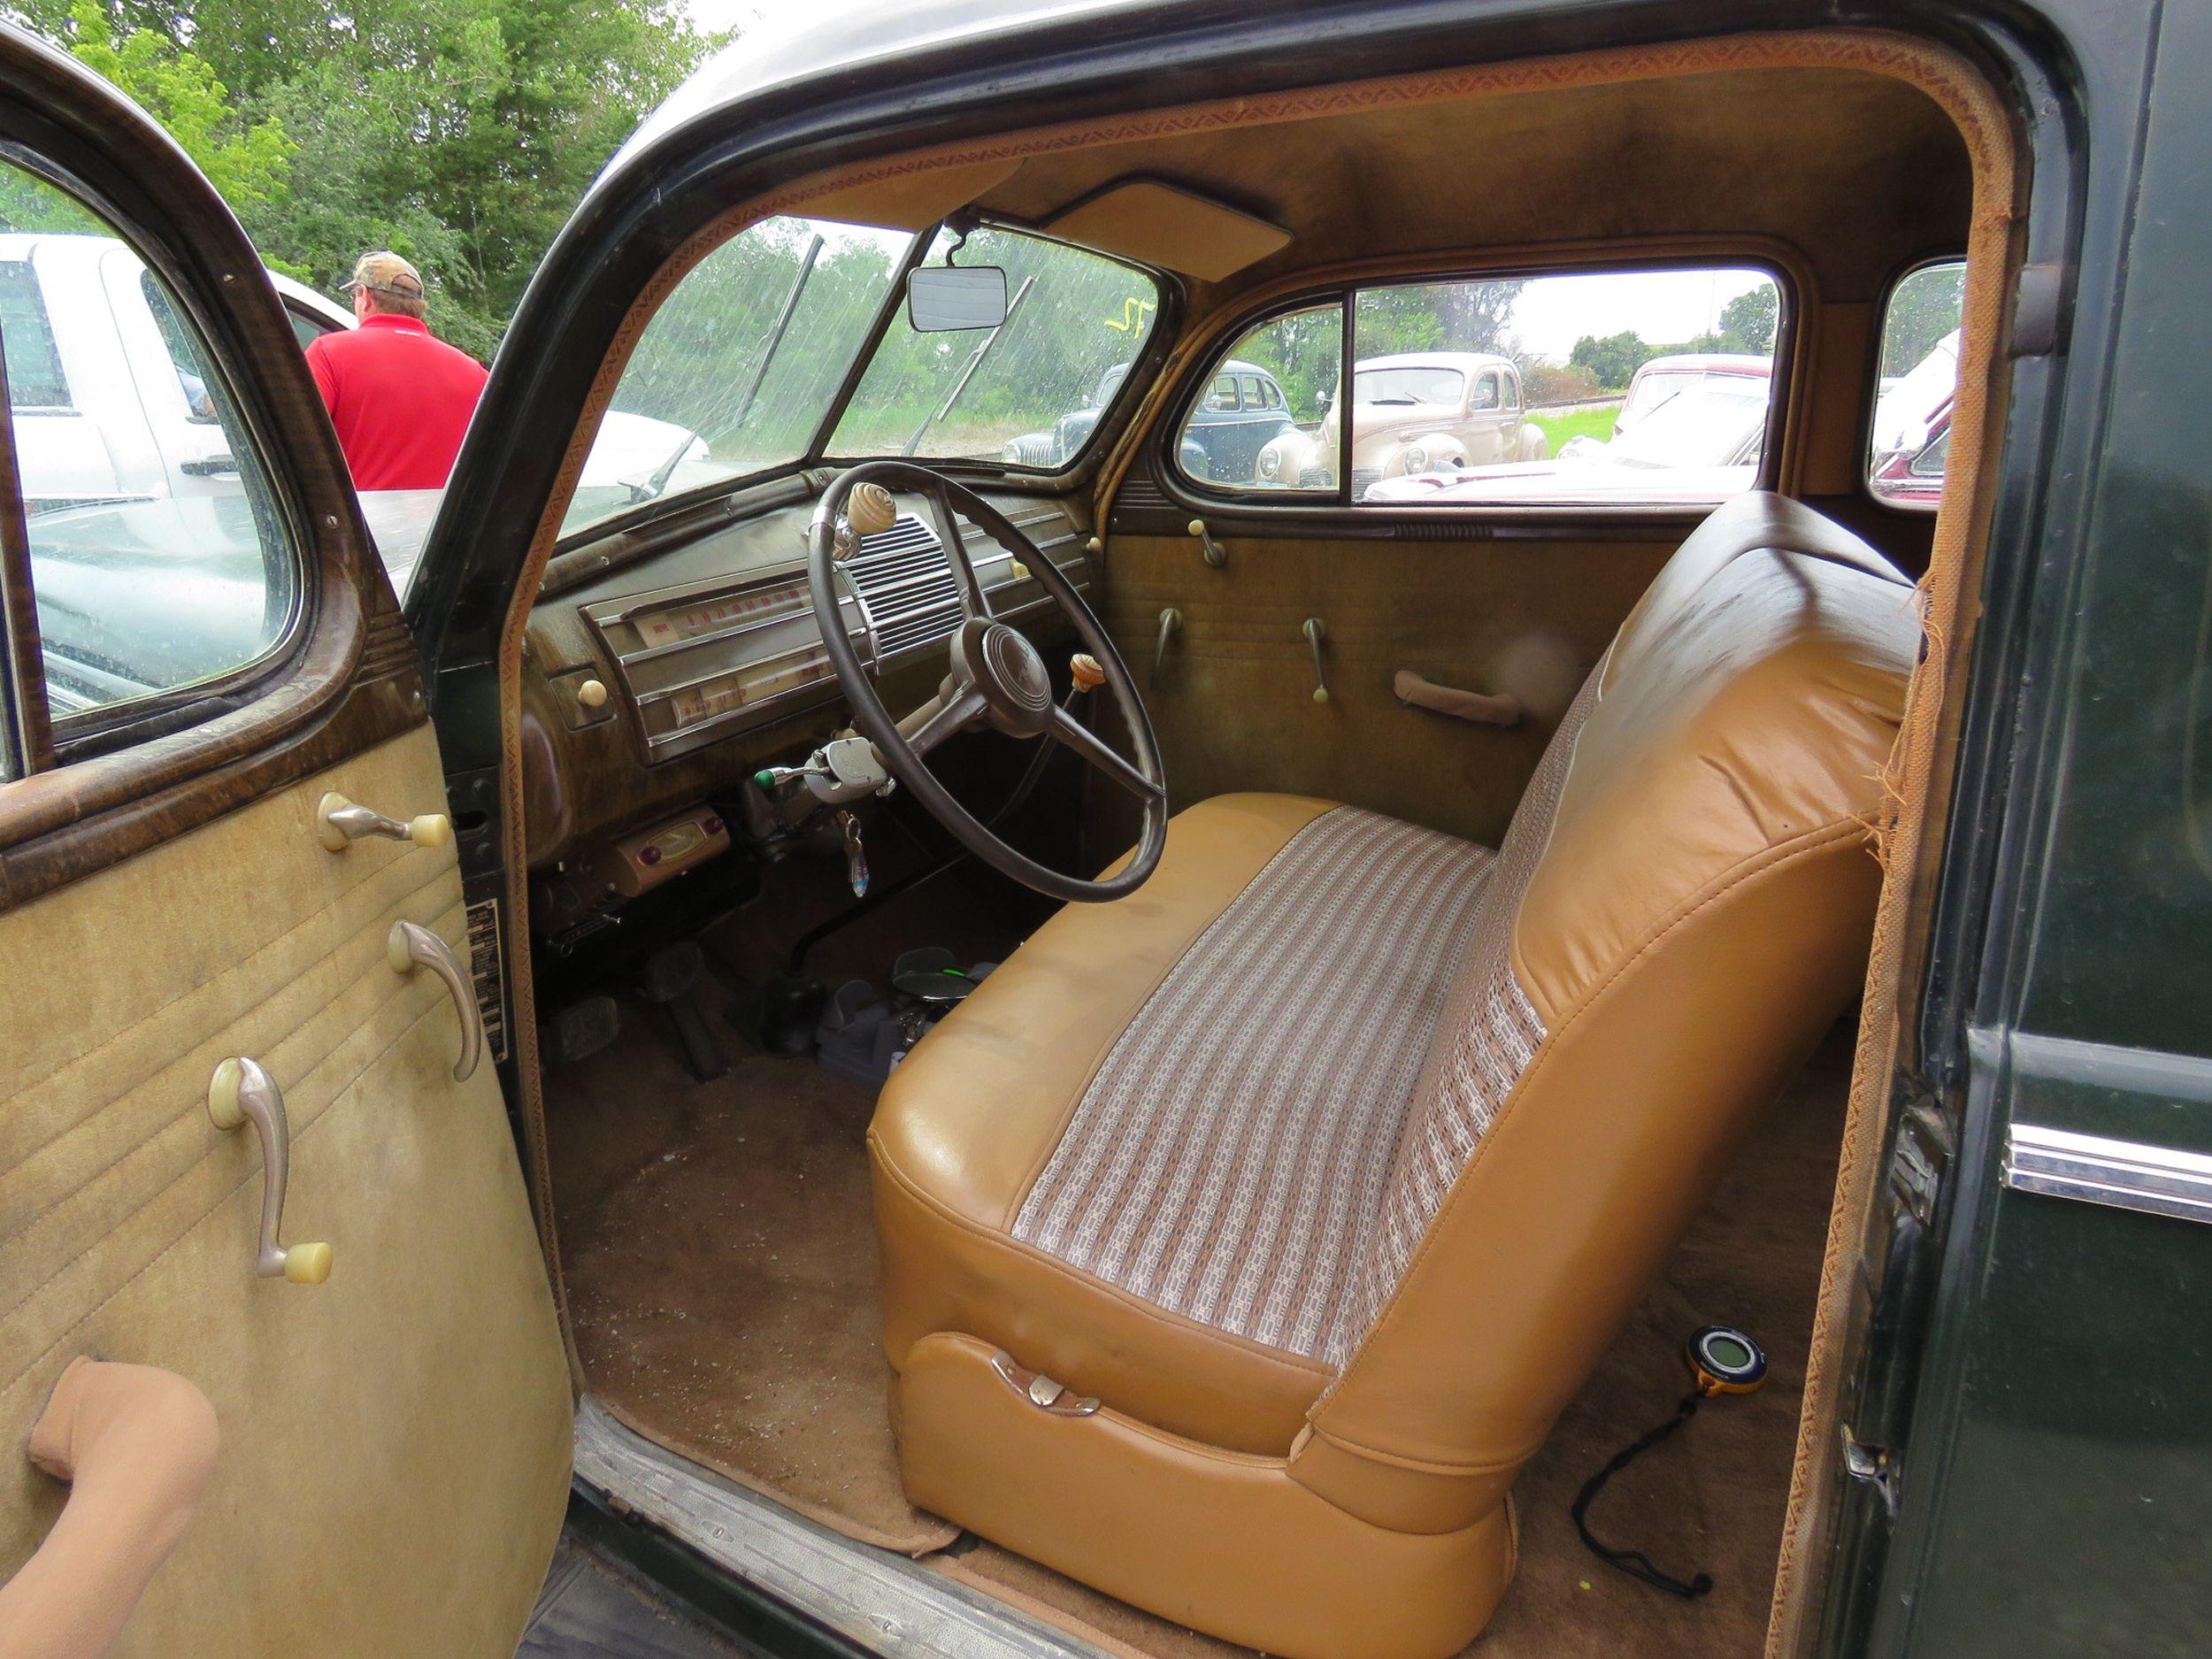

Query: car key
[836,808,869,897]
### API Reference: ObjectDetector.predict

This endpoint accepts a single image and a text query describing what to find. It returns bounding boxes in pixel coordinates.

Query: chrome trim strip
[2002,1121,2212,1225]
[572,1398,1102,1659]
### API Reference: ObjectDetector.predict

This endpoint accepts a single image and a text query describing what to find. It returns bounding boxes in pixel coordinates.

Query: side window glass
[1868,259,1965,511]
[0,262,70,411]
[1207,375,1239,411]
[1236,374,1264,410]
[1344,267,1782,506]
[1175,303,1341,491]
[0,159,299,730]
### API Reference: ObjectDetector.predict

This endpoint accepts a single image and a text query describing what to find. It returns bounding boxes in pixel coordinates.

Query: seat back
[1294,494,1916,1529]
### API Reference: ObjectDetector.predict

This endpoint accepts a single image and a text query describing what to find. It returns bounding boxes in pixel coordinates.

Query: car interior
[495,27,1998,1659]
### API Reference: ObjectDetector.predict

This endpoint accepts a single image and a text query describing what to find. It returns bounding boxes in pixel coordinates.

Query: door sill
[572,1395,1102,1659]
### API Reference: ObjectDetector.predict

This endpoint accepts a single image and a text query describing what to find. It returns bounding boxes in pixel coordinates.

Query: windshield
[1354,365,1463,407]
[1607,377,1768,469]
[828,226,1158,463]
[561,216,916,536]
[562,219,1157,536]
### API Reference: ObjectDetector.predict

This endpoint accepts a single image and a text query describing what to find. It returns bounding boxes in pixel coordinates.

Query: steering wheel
[805,460,1167,903]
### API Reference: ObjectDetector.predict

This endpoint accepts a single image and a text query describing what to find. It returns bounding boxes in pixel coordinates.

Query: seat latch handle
[989,1350,1100,1417]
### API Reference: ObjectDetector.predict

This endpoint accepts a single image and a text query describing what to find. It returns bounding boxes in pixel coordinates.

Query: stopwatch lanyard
[1569,1386,1716,1600]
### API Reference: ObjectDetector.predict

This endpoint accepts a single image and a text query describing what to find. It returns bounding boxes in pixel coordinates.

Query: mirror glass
[907,264,1008,332]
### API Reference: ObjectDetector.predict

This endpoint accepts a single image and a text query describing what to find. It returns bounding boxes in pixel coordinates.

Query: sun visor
[801,157,1024,233]
[1044,180,1291,281]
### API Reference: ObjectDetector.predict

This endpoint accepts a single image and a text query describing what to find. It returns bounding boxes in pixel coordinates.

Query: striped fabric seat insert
[1010,807,1496,1361]
[1327,667,1600,1361]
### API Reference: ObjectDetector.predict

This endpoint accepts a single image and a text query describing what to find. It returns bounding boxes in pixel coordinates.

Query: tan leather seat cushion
[873,792,1493,1452]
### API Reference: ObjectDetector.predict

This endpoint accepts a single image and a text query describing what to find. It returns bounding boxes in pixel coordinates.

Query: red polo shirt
[304,313,488,491]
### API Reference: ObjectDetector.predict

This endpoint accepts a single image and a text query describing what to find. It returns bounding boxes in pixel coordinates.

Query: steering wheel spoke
[927,484,994,619]
[900,685,987,757]
[1048,704,1164,802]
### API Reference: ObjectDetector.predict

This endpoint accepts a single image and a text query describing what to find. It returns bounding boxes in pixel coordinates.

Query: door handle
[206,1058,332,1286]
[317,790,451,852]
[388,919,483,1081]
[0,1358,219,1659]
[1302,618,1330,704]
[1393,669,1522,726]
[1152,606,1181,683]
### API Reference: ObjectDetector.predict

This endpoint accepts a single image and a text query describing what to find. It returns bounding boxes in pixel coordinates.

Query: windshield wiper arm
[727,231,825,437]
[632,428,703,503]
[902,272,1036,457]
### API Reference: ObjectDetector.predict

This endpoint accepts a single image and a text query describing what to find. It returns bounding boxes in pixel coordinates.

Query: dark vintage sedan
[0,4,2204,1659]
[1005,356,1294,480]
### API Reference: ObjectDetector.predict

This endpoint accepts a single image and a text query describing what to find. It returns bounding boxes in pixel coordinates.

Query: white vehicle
[5,231,703,588]
[0,232,349,511]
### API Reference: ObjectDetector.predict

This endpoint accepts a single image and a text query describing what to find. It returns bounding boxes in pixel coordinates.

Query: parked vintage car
[0,7,2200,1659]
[1008,357,1293,480]
[1614,349,1773,433]
[1365,352,1771,505]
[1256,349,1548,494]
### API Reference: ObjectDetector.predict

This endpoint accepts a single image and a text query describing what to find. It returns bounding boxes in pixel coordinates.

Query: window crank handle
[1303,617,1330,703]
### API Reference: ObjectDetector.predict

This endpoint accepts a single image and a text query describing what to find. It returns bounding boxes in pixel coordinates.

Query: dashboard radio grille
[846,513,964,658]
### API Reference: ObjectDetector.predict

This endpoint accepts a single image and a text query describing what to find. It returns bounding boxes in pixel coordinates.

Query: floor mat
[930,1025,1855,1658]
[547,851,1025,1555]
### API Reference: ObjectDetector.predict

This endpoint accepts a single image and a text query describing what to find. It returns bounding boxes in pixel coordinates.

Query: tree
[1717,284,1778,354]
[1568,330,1650,391]
[55,3,294,216]
[22,0,713,357]
[1878,263,1965,378]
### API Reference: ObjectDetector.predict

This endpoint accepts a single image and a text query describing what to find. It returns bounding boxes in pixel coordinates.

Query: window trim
[1860,250,1969,518]
[1156,248,1802,526]
[0,124,334,778]
[0,153,313,764]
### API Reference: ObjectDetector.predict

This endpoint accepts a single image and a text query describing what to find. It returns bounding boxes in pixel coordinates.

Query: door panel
[1098,529,1675,846]
[0,723,571,1654]
[0,29,571,1651]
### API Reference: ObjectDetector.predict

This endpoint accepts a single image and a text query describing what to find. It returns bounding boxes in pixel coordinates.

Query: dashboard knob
[576,678,609,710]
[846,481,897,538]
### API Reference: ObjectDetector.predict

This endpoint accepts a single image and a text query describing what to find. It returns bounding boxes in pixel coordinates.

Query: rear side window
[1177,303,1342,490]
[1868,259,1965,511]
[0,158,300,754]
[1173,265,1786,510]
[0,261,69,411]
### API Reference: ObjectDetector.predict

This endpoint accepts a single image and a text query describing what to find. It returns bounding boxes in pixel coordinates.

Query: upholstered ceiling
[967,65,1970,308]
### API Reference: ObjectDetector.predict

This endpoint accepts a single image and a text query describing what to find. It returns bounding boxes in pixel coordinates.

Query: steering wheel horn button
[959,617,1055,737]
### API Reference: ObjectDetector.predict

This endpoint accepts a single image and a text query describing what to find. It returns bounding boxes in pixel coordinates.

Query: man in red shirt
[303,251,488,490]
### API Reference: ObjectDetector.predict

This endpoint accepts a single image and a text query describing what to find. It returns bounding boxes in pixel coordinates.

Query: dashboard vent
[846,512,964,659]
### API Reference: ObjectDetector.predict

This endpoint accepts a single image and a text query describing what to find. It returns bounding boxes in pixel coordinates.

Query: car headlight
[1256,446,1281,481]
[1401,442,1429,476]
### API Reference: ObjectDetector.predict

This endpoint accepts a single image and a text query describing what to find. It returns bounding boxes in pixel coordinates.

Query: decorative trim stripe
[1012,807,1496,1359]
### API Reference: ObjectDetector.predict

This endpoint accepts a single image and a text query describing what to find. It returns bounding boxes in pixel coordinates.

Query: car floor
[546,849,1850,1659]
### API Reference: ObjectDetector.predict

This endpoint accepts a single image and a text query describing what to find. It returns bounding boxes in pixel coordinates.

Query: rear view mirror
[907,265,1008,332]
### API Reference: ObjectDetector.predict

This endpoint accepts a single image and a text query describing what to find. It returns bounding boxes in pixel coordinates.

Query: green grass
[1531,405,1620,453]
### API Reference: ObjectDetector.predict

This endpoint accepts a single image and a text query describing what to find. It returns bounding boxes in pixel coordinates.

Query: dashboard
[518,476,1097,872]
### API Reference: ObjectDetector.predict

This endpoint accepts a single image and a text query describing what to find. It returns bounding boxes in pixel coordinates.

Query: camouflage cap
[341,250,425,300]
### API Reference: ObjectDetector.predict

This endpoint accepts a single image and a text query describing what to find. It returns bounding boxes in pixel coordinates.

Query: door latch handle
[1187,518,1227,569]
[1302,618,1330,703]
[206,1058,331,1286]
[387,920,483,1081]
[317,790,451,852]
